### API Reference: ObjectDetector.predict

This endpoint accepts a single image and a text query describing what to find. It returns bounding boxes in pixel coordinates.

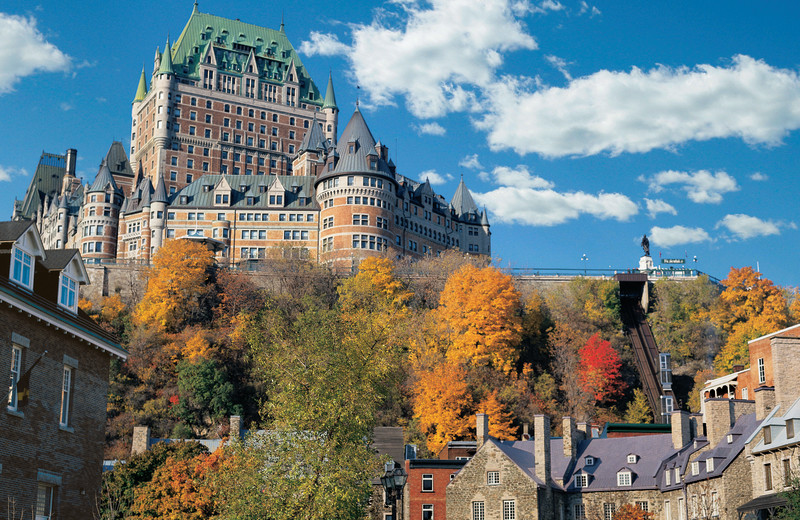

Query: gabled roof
[451,176,479,217]
[0,221,37,243]
[41,249,89,284]
[89,161,123,194]
[172,174,317,210]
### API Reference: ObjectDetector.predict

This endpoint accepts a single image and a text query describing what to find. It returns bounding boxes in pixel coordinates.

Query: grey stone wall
[771,337,800,414]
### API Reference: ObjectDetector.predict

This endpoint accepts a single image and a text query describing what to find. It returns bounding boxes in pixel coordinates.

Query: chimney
[577,422,591,437]
[671,410,692,449]
[732,364,745,373]
[132,426,151,456]
[476,413,489,447]
[533,415,551,485]
[562,417,580,460]
[770,337,800,415]
[66,148,77,177]
[522,423,530,440]
[755,386,776,421]
[230,415,242,440]
[704,399,734,447]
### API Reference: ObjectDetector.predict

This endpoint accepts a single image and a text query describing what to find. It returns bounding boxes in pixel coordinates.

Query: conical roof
[140,178,154,207]
[58,194,69,210]
[322,72,337,110]
[133,67,148,102]
[152,173,169,203]
[451,176,479,217]
[480,209,489,226]
[298,116,328,153]
[157,37,175,75]
[89,160,123,194]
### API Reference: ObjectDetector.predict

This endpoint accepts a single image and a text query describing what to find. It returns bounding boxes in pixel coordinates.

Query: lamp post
[580,253,588,275]
[381,462,407,520]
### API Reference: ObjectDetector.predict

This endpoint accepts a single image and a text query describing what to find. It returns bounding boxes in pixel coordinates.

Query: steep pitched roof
[133,67,148,102]
[170,6,322,105]
[89,161,123,194]
[152,174,169,203]
[298,117,328,153]
[451,176,479,217]
[323,72,337,110]
[0,221,36,243]
[157,37,175,75]
[105,142,134,180]
[17,151,67,220]
[172,174,317,210]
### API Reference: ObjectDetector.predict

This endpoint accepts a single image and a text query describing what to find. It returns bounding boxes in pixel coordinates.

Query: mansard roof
[172,174,317,210]
[170,6,322,105]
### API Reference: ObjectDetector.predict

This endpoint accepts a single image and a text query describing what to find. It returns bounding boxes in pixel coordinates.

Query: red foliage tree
[578,333,626,403]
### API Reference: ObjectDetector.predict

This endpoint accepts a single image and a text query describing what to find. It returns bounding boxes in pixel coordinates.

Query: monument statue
[641,234,650,257]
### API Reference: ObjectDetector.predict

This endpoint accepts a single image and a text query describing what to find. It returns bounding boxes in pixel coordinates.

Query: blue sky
[0,1,798,286]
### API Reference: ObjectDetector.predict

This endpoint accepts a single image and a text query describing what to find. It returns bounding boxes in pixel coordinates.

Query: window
[711,491,719,517]
[36,484,54,520]
[675,467,681,484]
[757,357,767,384]
[784,458,792,487]
[422,474,433,492]
[788,420,796,439]
[472,502,484,520]
[765,426,773,444]
[353,214,368,226]
[765,463,773,491]
[502,500,515,520]
[422,504,433,520]
[603,503,616,520]
[574,504,586,520]
[678,498,685,520]
[8,346,21,409]
[627,454,638,464]
[636,501,648,512]
[60,366,72,426]
[691,461,699,476]
[11,246,33,289]
[665,469,671,486]
[727,434,734,444]
[575,474,588,488]
[617,471,632,486]
[664,501,671,520]
[707,458,715,473]
[59,274,77,311]
[585,456,595,466]
[487,471,500,485]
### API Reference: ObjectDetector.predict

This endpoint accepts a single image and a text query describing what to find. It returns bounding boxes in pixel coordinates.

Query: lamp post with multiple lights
[380,462,407,520]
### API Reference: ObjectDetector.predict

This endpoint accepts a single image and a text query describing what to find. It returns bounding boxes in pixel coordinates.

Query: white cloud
[478,55,800,157]
[300,0,537,118]
[459,153,482,170]
[644,198,677,218]
[750,172,769,181]
[650,225,710,247]
[531,0,565,14]
[419,169,453,185]
[0,14,71,93]
[715,214,781,240]
[578,1,601,16]
[413,122,446,135]
[60,102,73,111]
[645,170,739,204]
[545,54,572,81]
[478,165,554,189]
[298,31,350,56]
[0,166,27,182]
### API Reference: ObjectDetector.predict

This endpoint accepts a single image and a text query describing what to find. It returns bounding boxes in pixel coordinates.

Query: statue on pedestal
[641,234,650,257]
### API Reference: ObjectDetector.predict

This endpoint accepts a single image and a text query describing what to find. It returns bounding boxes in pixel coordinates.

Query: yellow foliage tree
[100,294,127,322]
[182,330,213,362]
[133,240,215,332]
[437,265,522,373]
[712,267,790,372]
[478,390,517,440]
[412,362,473,454]
[338,257,412,311]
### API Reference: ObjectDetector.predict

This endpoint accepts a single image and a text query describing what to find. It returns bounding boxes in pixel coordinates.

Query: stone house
[0,221,126,520]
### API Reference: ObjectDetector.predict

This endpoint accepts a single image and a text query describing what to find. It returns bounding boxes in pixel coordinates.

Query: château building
[12,6,490,267]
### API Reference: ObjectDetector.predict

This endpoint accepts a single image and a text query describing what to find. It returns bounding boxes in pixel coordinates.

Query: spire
[280,11,285,32]
[480,206,490,226]
[135,162,144,186]
[133,67,148,102]
[157,37,174,75]
[193,0,198,13]
[451,176,479,217]
[152,173,169,203]
[89,160,123,194]
[323,72,338,110]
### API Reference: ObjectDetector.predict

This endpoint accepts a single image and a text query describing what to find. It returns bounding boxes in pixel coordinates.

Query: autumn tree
[614,503,654,520]
[578,333,626,403]
[412,362,474,453]
[437,265,523,373]
[713,267,790,372]
[478,390,517,440]
[134,240,216,332]
[624,388,653,423]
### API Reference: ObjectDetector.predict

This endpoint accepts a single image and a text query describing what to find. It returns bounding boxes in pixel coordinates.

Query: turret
[150,173,169,252]
[57,195,69,247]
[322,72,339,146]
[133,67,148,103]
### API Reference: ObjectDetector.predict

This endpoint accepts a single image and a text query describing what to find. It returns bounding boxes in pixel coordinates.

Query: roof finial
[280,11,285,32]
[193,0,198,12]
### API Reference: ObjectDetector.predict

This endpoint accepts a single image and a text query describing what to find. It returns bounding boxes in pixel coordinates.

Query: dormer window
[59,273,77,312]
[617,470,632,487]
[627,454,638,464]
[691,461,699,476]
[727,434,733,444]
[10,246,33,289]
[348,141,356,154]
[706,458,715,473]
[764,426,772,444]
[575,473,588,488]
[585,456,595,466]
[787,419,795,439]
[240,184,249,192]
[665,469,671,486]
[180,195,188,204]
[369,158,377,170]
[215,194,229,205]
[246,196,255,206]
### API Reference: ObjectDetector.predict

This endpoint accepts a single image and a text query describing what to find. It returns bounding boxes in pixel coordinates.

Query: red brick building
[0,221,125,519]
[405,459,467,520]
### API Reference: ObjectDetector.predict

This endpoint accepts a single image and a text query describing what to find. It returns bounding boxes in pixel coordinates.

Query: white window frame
[758,358,766,384]
[60,366,72,427]
[603,503,615,520]
[502,500,515,520]
[487,471,500,485]
[707,458,715,473]
[10,245,33,289]
[574,504,586,520]
[36,483,54,520]
[472,501,485,520]
[575,473,588,488]
[58,273,78,312]
[617,471,632,486]
[8,346,22,409]
[421,473,433,492]
[665,469,671,486]
[585,456,594,466]
[627,454,638,464]
[691,461,699,476]
[422,504,434,520]
[664,500,671,520]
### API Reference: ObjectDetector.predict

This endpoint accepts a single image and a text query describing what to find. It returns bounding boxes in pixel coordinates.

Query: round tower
[322,72,339,146]
[152,38,176,180]
[81,161,123,263]
[315,108,396,269]
[150,173,169,253]
[131,67,148,171]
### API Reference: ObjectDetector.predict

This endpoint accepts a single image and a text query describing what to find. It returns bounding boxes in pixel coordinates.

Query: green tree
[778,475,800,520]
[175,359,242,437]
[624,388,653,423]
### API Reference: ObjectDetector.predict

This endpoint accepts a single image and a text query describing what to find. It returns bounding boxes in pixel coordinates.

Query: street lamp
[381,461,407,520]
[581,253,588,275]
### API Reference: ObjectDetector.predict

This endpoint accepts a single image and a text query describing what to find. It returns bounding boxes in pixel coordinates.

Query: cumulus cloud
[545,55,572,80]
[578,1,601,16]
[478,165,554,189]
[650,225,710,247]
[0,166,27,182]
[474,166,636,225]
[419,169,453,185]
[459,153,482,170]
[531,0,565,14]
[300,0,537,118]
[0,14,71,93]
[750,172,769,181]
[644,198,677,218]
[413,122,446,135]
[478,55,800,157]
[715,214,782,240]
[644,170,739,204]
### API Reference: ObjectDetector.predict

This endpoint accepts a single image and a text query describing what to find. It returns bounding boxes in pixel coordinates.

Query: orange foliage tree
[614,504,654,520]
[578,333,626,403]
[437,265,522,373]
[412,362,474,453]
[713,267,790,372]
[133,240,215,332]
[478,390,517,440]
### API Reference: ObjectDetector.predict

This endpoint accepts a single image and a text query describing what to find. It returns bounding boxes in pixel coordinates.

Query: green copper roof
[322,72,337,110]
[157,37,175,75]
[133,67,148,102]
[170,7,322,105]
